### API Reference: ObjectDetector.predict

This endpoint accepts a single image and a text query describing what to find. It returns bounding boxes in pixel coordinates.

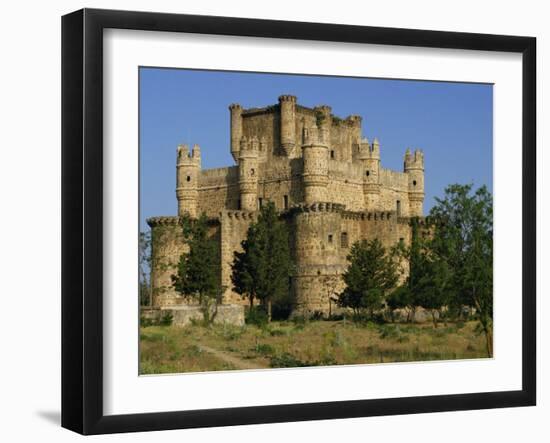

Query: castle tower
[279,95,297,156]
[314,105,332,156]
[229,103,243,163]
[176,144,201,218]
[359,137,381,209]
[238,136,259,211]
[292,203,346,315]
[302,125,329,204]
[404,148,425,216]
[345,115,362,162]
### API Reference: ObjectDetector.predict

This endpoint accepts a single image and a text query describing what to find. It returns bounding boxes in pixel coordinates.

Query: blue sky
[140,68,492,231]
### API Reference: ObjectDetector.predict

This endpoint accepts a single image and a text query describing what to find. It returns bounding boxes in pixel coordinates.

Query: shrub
[245,306,268,326]
[159,312,173,326]
[270,353,308,368]
[253,343,275,356]
[140,316,154,327]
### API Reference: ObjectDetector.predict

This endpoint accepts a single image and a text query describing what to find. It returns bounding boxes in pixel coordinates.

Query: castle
[147,95,424,315]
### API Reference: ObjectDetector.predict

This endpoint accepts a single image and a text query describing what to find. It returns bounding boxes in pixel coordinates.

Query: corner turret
[404,148,425,216]
[176,144,201,218]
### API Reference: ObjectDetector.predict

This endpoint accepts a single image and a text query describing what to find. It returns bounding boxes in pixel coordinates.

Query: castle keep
[147,95,425,315]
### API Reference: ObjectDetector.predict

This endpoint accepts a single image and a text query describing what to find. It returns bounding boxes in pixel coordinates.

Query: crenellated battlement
[220,210,257,220]
[358,137,380,160]
[278,94,297,103]
[290,202,346,214]
[345,114,362,127]
[177,144,201,166]
[404,148,424,170]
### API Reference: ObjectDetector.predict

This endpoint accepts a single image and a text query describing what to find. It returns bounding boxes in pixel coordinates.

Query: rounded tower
[314,105,332,155]
[358,137,381,210]
[302,125,329,204]
[229,103,243,163]
[238,136,259,211]
[292,203,346,315]
[176,144,201,218]
[278,95,297,156]
[404,148,425,216]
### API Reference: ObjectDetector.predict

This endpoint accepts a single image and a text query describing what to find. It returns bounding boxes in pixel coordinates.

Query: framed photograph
[62,8,536,435]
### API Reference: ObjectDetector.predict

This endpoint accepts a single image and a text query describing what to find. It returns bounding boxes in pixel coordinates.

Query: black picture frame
[61,8,536,435]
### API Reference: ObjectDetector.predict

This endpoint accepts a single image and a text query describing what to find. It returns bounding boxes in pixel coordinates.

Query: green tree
[139,231,151,306]
[415,252,451,327]
[338,239,399,319]
[390,219,424,322]
[386,284,412,322]
[231,202,292,321]
[231,224,261,310]
[172,213,221,324]
[429,184,493,355]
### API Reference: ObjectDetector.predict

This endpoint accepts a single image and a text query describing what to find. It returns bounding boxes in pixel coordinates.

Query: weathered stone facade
[147,95,425,315]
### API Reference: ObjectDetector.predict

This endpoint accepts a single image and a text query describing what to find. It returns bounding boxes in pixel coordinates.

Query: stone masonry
[147,95,425,315]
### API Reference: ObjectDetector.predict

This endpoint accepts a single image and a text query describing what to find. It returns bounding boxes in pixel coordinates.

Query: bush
[159,312,173,326]
[253,343,275,356]
[245,306,268,326]
[270,353,309,368]
[140,316,154,327]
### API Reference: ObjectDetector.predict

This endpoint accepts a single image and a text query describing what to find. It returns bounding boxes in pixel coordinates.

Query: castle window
[328,234,333,243]
[186,175,191,182]
[413,180,417,186]
[283,195,289,210]
[340,232,349,248]
[366,170,370,177]
[237,199,241,210]
[396,200,401,216]
[258,198,263,209]
[250,168,255,176]
[330,150,335,159]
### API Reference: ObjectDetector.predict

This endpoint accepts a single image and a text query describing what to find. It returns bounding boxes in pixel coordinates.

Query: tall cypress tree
[231,202,292,321]
[172,213,221,323]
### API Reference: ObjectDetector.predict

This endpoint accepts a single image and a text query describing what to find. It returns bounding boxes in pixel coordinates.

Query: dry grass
[139,320,488,375]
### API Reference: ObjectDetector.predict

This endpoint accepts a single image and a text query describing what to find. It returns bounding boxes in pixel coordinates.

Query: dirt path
[198,344,267,370]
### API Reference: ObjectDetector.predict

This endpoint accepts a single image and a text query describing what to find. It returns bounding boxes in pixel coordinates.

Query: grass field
[139,319,489,374]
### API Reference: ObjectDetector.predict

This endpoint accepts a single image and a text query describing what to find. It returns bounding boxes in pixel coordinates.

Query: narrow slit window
[341,232,349,248]
[396,200,401,216]
[284,195,289,210]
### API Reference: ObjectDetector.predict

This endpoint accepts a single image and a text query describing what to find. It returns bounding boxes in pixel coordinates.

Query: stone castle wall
[149,95,425,315]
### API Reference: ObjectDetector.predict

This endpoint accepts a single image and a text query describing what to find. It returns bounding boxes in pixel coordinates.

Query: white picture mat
[103,29,523,416]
